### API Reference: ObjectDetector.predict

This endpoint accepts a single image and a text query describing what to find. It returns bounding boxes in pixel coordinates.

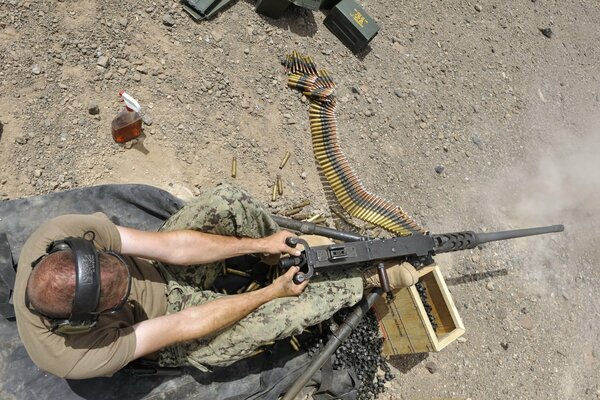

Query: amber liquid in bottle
[111,110,142,143]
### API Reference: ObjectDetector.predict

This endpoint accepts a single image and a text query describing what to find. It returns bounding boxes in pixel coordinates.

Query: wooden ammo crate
[373,264,465,356]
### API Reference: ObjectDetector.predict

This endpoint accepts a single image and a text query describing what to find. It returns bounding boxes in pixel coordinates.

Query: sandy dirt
[1,0,599,399]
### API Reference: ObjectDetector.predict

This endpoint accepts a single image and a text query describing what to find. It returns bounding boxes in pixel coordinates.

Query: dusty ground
[1,0,599,399]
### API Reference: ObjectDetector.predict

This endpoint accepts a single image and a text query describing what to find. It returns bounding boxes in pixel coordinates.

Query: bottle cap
[118,90,141,113]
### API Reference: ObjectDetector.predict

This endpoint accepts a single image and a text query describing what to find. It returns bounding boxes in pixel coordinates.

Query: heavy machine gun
[271,216,564,400]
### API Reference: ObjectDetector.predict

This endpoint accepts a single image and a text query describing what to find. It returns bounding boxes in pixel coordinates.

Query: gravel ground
[1,0,599,399]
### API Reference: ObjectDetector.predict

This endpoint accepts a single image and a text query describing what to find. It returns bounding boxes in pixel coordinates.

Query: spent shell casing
[312,217,327,225]
[290,336,300,351]
[306,213,322,222]
[291,213,310,220]
[279,151,291,169]
[284,206,304,216]
[248,348,266,357]
[271,182,278,201]
[226,268,251,278]
[231,157,237,178]
[277,174,283,195]
[293,199,311,209]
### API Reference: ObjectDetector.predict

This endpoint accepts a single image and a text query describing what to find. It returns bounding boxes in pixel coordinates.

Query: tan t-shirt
[13,213,168,379]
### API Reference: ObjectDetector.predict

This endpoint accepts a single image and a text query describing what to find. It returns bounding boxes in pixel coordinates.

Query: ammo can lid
[331,0,379,39]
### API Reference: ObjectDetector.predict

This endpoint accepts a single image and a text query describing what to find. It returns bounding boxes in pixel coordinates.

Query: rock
[163,14,175,27]
[539,27,553,38]
[15,136,28,145]
[425,361,438,374]
[97,56,109,68]
[394,89,404,98]
[434,165,444,174]
[133,72,141,82]
[32,64,41,75]
[33,169,43,178]
[88,101,100,115]
[474,4,482,12]
[119,18,128,27]
[486,281,495,291]
[142,113,153,126]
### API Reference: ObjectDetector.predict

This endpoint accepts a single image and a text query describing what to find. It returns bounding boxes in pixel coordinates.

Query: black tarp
[0,184,357,400]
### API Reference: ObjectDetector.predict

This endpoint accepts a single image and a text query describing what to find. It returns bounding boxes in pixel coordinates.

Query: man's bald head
[27,250,129,319]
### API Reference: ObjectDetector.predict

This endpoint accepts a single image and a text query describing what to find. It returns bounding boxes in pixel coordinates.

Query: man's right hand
[267,266,309,298]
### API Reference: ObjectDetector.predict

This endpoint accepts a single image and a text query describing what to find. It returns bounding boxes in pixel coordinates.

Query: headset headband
[37,236,101,333]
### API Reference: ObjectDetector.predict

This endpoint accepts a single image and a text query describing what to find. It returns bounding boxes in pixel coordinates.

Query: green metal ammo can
[323,0,379,53]
[291,0,323,11]
[255,0,293,18]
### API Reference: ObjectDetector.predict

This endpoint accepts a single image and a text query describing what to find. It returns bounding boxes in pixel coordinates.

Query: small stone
[394,89,404,98]
[163,14,175,27]
[133,73,141,82]
[142,114,153,126]
[32,64,41,75]
[300,171,307,180]
[97,56,109,68]
[539,27,553,38]
[434,165,444,174]
[457,337,467,343]
[88,101,100,115]
[501,342,509,350]
[424,361,437,374]
[33,169,43,178]
[15,136,28,145]
[244,48,250,55]
[486,281,495,291]
[119,18,128,27]
[474,4,482,12]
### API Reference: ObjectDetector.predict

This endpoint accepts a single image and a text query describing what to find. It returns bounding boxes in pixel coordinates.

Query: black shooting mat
[0,184,359,400]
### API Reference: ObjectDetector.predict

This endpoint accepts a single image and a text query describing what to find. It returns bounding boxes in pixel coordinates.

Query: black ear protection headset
[29,235,131,335]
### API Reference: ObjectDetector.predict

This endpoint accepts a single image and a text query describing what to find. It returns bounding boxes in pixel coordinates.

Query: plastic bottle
[111,91,142,143]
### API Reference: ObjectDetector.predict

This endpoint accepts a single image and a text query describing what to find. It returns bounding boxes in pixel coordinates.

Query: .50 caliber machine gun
[271,215,565,400]
[278,221,565,290]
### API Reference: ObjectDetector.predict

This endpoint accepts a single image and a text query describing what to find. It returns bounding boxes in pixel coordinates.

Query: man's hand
[258,230,301,257]
[267,266,309,298]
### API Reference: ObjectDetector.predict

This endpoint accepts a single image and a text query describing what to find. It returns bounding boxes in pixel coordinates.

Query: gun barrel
[476,224,564,244]
[433,224,564,253]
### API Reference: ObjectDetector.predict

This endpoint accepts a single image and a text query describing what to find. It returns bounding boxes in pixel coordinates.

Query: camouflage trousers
[156,183,363,371]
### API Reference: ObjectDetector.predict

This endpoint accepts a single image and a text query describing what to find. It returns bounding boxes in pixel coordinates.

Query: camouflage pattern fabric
[156,184,363,371]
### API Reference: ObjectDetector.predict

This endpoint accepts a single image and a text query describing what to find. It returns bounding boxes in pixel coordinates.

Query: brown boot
[363,261,419,290]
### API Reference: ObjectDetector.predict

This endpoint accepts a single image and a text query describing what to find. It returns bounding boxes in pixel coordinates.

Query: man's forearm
[132,285,278,359]
[117,226,270,265]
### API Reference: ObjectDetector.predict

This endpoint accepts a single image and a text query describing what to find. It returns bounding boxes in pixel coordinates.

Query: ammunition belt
[284,51,425,237]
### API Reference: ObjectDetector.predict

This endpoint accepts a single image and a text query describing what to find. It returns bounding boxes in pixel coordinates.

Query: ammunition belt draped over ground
[284,51,425,237]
